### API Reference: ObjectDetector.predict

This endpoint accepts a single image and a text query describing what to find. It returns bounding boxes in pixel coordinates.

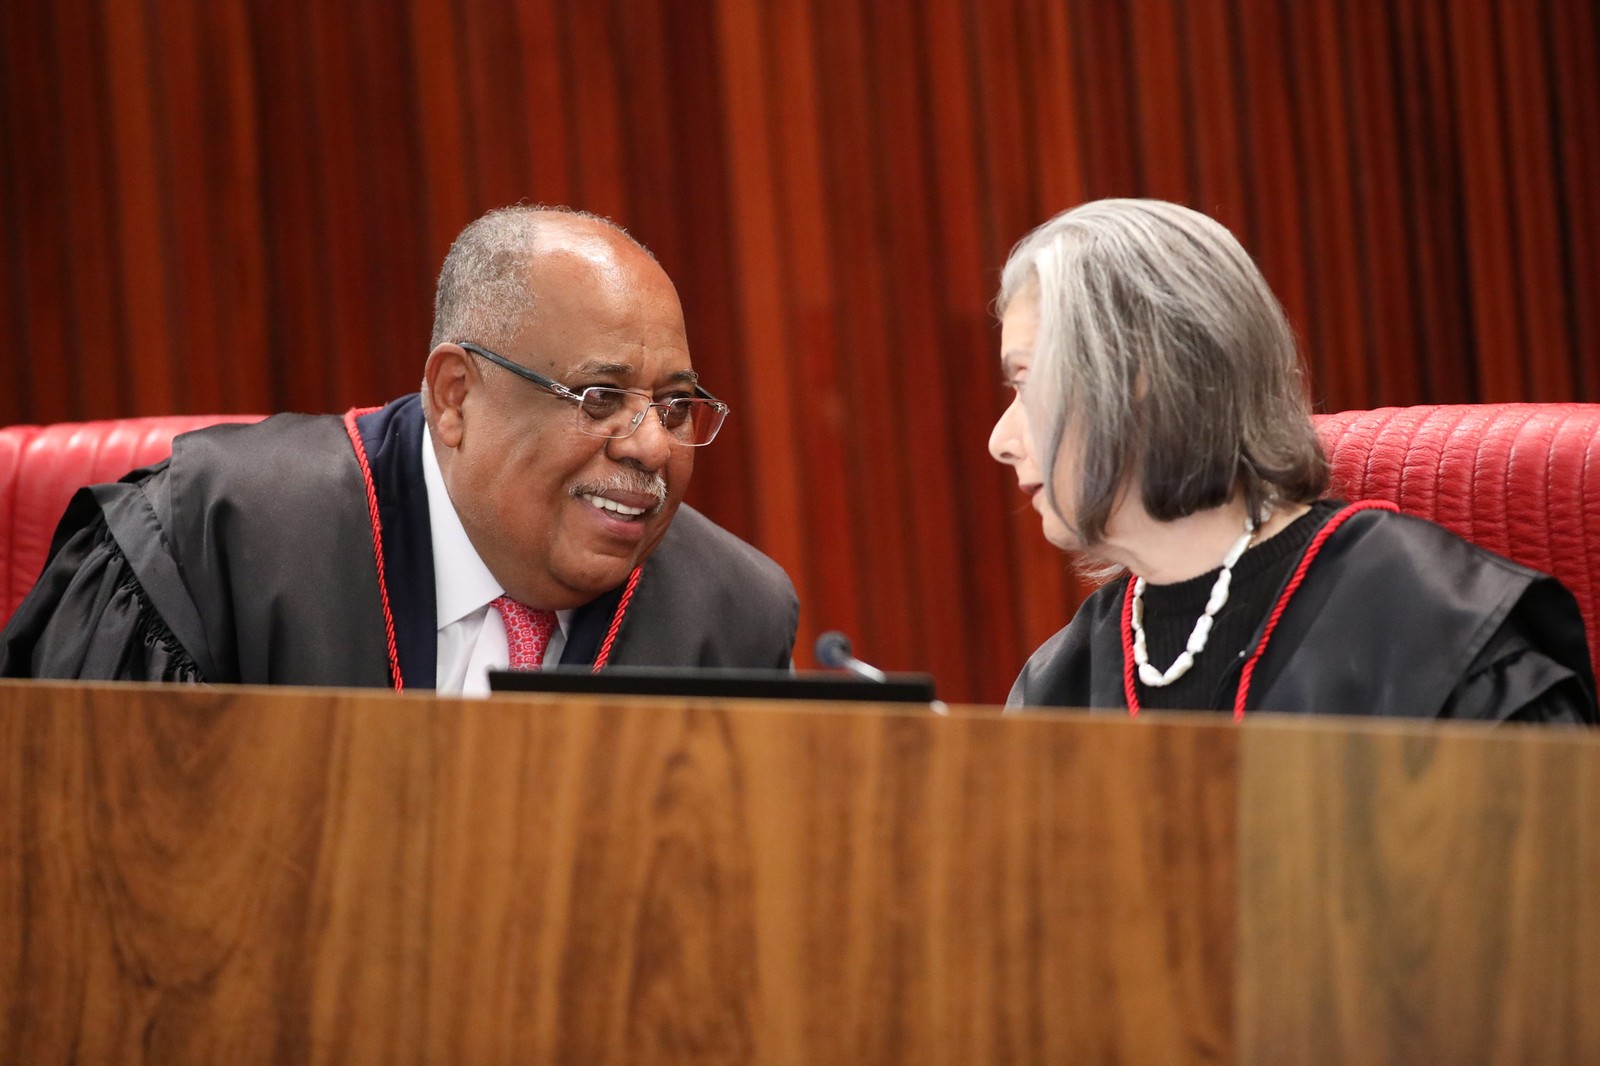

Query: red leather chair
[1,415,261,623]
[1314,403,1600,671]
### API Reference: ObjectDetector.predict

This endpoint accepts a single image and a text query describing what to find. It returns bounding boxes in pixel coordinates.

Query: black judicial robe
[1007,506,1597,723]
[0,395,799,687]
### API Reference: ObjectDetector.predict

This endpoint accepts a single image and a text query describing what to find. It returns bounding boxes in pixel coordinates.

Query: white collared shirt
[422,425,572,695]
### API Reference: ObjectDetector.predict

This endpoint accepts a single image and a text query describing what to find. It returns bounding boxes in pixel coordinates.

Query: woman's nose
[989,397,1026,464]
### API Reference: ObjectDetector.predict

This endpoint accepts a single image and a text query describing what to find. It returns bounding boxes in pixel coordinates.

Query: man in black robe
[0,207,798,691]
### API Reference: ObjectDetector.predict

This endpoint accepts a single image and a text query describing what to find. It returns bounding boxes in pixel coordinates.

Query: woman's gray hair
[430,204,650,350]
[998,198,1327,545]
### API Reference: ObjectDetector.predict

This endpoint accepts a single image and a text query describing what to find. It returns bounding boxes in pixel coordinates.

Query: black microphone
[814,630,888,683]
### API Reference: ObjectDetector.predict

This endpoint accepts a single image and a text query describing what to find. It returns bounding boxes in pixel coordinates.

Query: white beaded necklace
[1130,503,1270,688]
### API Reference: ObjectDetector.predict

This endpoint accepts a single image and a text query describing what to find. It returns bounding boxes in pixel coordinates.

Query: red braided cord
[592,566,642,670]
[1230,500,1397,720]
[1118,500,1399,720]
[1119,575,1141,717]
[342,407,404,692]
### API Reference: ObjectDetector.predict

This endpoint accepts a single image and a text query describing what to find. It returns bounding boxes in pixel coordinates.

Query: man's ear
[424,343,474,447]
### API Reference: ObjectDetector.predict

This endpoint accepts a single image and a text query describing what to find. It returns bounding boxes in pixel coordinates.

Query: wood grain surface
[1237,719,1600,1066]
[1,682,1237,1064]
[8,683,1600,1062]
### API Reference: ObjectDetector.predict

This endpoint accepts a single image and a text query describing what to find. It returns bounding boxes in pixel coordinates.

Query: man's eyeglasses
[459,341,729,447]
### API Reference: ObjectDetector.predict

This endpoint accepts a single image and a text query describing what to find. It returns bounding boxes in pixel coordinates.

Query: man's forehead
[522,238,680,317]
[500,224,689,383]
[527,225,657,283]
[531,236,626,281]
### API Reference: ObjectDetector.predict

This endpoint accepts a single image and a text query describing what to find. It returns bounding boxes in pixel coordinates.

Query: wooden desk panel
[0,683,1236,1065]
[1238,720,1600,1066]
[9,683,1595,1064]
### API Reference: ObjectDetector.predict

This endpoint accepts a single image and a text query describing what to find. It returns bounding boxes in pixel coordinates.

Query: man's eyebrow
[571,360,634,378]
[569,361,700,387]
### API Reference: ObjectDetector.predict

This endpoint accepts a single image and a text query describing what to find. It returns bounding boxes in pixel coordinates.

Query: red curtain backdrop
[3,0,1597,703]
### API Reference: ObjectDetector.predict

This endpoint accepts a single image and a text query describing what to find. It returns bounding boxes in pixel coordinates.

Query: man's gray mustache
[569,472,669,510]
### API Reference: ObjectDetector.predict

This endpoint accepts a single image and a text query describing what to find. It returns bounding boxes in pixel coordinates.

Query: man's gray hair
[430,204,652,350]
[998,198,1327,546]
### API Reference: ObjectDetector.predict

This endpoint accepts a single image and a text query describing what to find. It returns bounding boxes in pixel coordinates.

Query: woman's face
[988,294,1080,550]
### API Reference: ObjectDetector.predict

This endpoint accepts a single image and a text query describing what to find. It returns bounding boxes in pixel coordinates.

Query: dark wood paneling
[1292,0,1370,406]
[1450,1,1527,401]
[0,683,1240,1064]
[713,0,810,610]
[1238,720,1600,1064]
[6,0,72,423]
[104,0,177,417]
[10,684,1600,1062]
[2,0,1597,702]
[1395,0,1476,403]
[769,0,865,656]
[1549,1,1600,398]
[55,0,125,417]
[1344,0,1420,404]
[974,1,1080,670]
[814,0,920,670]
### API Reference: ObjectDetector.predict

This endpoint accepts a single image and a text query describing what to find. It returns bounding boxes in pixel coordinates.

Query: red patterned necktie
[492,595,558,670]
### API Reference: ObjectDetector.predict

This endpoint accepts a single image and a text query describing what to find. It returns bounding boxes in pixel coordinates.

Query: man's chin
[552,550,650,601]
[550,503,677,599]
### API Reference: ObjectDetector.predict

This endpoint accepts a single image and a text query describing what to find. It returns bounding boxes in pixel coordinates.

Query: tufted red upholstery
[1,415,262,624]
[1314,404,1600,670]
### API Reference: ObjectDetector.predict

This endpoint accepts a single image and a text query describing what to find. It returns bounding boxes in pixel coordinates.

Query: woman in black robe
[988,199,1595,723]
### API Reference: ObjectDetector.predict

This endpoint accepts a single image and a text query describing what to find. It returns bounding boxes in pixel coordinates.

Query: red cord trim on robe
[592,565,642,670]
[1120,576,1142,717]
[342,407,404,692]
[1230,499,1396,720]
[1120,499,1400,721]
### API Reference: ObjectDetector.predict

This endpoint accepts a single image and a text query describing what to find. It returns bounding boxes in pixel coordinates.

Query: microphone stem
[846,657,888,683]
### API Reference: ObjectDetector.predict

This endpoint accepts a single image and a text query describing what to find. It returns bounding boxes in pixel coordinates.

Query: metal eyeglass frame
[458,341,729,446]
